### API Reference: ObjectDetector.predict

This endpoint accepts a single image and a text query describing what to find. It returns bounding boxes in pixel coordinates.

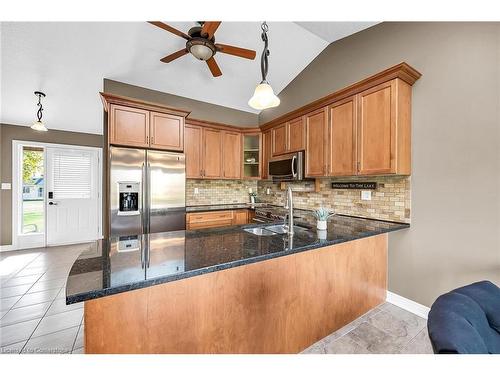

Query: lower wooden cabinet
[186,209,251,230]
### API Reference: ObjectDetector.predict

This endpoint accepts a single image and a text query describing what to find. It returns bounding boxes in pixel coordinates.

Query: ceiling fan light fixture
[187,38,215,61]
[248,81,280,110]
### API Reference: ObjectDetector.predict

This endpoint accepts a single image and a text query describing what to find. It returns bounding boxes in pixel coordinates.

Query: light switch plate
[194,188,199,195]
[266,188,271,195]
[1,183,11,190]
[361,190,372,201]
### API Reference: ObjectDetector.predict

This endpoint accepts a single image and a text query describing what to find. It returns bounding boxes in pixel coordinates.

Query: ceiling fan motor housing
[186,26,216,61]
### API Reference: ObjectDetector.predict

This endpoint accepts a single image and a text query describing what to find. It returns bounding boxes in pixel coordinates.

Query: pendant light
[31,91,48,132]
[248,22,280,110]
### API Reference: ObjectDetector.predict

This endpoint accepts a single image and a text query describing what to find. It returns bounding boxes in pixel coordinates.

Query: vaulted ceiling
[0,22,377,134]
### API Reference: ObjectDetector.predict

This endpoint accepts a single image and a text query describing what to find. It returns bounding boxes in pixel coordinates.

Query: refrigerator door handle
[147,161,151,234]
[141,161,146,234]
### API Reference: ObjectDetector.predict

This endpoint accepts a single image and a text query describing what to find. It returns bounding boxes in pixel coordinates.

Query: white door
[46,147,100,246]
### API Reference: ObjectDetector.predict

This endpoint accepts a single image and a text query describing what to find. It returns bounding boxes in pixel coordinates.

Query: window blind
[52,151,92,199]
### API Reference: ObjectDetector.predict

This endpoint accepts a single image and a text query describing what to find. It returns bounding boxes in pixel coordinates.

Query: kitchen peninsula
[66,215,408,354]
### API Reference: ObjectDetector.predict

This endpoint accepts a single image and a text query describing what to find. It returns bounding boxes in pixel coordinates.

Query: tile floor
[302,302,433,354]
[0,243,91,354]
[1,243,433,354]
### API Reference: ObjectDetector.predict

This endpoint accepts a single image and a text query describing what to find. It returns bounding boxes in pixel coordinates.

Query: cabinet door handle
[151,136,154,144]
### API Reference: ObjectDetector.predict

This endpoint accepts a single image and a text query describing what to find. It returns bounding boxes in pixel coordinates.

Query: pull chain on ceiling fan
[148,21,257,77]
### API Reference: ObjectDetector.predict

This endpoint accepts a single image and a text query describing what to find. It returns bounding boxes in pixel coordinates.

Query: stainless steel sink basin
[243,227,277,236]
[264,224,288,234]
[265,224,309,234]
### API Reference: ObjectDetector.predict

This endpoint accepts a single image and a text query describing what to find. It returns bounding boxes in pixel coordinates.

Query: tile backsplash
[186,179,258,206]
[257,176,411,223]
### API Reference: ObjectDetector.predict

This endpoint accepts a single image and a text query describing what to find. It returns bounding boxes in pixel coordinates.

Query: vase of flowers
[312,206,335,230]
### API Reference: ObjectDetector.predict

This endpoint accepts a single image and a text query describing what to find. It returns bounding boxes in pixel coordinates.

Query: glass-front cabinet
[242,133,261,179]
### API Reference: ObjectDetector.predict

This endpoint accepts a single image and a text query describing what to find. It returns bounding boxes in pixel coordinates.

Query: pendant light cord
[36,93,43,122]
[260,21,270,83]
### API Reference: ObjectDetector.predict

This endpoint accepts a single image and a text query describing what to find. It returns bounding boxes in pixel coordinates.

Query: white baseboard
[0,244,19,252]
[386,291,430,320]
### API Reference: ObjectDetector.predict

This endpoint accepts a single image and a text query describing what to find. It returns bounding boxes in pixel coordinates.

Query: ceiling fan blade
[206,57,222,77]
[148,21,190,40]
[215,44,256,60]
[201,21,221,39]
[160,49,189,63]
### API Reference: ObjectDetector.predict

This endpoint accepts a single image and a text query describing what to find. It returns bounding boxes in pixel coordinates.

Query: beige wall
[260,22,500,306]
[0,123,104,246]
[103,79,259,127]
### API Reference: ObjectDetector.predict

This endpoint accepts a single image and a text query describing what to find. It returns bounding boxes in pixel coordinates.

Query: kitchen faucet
[284,186,294,236]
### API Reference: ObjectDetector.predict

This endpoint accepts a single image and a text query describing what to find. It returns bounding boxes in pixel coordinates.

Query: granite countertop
[65,215,409,304]
[186,203,258,212]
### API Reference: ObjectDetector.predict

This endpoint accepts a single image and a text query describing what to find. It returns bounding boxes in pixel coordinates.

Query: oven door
[268,152,303,181]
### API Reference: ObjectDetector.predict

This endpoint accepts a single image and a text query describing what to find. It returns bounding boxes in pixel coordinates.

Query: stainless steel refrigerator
[110,146,186,237]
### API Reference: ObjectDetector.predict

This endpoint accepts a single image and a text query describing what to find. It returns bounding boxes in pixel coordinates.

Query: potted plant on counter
[312,207,335,230]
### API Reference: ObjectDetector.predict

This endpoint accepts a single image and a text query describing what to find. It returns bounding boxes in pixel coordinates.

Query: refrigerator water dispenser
[118,182,140,216]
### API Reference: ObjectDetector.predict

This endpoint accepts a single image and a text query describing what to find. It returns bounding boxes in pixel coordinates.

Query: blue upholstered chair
[427,281,500,354]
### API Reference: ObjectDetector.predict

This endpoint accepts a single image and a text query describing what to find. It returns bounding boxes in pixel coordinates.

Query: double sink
[243,224,307,236]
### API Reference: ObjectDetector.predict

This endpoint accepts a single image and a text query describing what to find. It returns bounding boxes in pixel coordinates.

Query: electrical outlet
[361,190,372,201]
[248,188,253,194]
[194,187,199,195]
[266,188,271,195]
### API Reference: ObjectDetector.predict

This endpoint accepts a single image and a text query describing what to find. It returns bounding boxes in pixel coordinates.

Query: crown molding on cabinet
[186,118,260,133]
[100,92,191,118]
[260,62,422,131]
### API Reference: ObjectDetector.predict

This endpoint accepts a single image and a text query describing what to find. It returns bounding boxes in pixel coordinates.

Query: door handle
[48,202,58,206]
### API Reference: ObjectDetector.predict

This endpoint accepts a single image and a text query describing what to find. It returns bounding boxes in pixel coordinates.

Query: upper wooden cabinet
[357,79,410,175]
[150,111,184,151]
[262,130,272,179]
[185,124,203,178]
[108,104,185,151]
[271,117,305,156]
[260,63,420,177]
[328,96,357,176]
[305,108,328,177]
[203,128,223,178]
[287,117,306,152]
[222,131,241,179]
[109,104,150,148]
[271,123,288,156]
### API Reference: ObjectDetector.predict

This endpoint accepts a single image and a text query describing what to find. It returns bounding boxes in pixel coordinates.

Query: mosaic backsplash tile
[257,176,411,224]
[187,179,258,206]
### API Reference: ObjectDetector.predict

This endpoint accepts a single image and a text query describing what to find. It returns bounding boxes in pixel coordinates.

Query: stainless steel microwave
[268,151,305,181]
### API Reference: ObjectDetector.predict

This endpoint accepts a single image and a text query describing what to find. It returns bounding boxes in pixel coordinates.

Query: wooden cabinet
[203,129,223,178]
[262,130,272,179]
[271,117,305,157]
[109,104,185,151]
[186,211,234,230]
[185,125,203,178]
[109,104,150,148]
[305,108,328,177]
[271,123,288,156]
[328,96,357,176]
[232,210,249,225]
[222,131,241,179]
[287,117,305,152]
[186,209,250,229]
[357,79,410,175]
[150,111,184,151]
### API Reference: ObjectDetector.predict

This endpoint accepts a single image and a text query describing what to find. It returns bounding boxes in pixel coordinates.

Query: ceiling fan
[148,21,257,77]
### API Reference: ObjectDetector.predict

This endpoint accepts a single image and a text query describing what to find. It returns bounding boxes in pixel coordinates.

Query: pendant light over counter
[248,22,280,110]
[31,91,48,132]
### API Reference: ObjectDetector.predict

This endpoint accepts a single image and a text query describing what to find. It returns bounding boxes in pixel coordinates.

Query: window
[21,147,44,234]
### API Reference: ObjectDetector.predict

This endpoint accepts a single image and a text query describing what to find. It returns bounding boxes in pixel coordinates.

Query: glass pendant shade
[189,44,214,61]
[31,120,48,132]
[248,82,280,110]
